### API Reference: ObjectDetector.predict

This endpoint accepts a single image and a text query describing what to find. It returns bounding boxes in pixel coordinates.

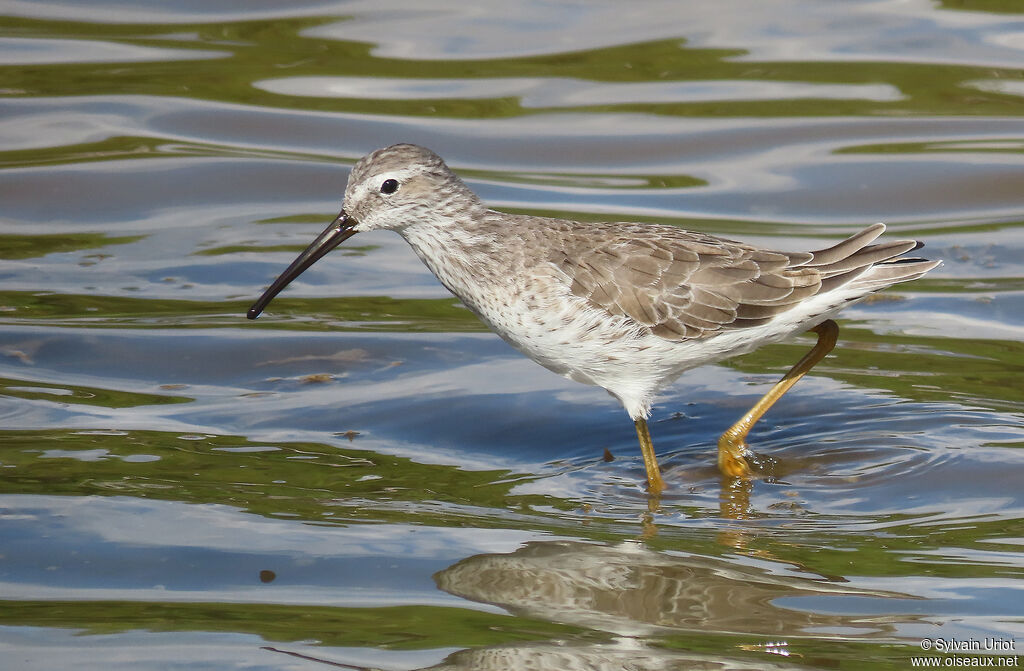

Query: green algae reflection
[0,601,595,652]
[0,376,190,408]
[4,15,1024,120]
[0,291,485,332]
[0,429,558,527]
[0,233,144,260]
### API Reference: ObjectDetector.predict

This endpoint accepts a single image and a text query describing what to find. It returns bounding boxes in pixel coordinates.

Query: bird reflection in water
[264,540,911,670]
[435,540,908,641]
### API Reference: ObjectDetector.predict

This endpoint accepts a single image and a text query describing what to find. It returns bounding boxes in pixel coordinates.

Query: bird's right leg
[635,417,666,493]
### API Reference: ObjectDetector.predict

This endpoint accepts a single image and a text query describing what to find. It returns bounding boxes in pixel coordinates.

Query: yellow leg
[718,319,839,477]
[635,418,666,493]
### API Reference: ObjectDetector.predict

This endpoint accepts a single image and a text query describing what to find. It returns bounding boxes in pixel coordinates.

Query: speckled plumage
[249,143,940,482]
[335,144,938,420]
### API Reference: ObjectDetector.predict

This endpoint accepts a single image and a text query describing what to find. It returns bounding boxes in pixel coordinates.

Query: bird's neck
[400,212,507,306]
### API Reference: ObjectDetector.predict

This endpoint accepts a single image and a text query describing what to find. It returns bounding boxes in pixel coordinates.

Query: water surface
[1,1,1023,669]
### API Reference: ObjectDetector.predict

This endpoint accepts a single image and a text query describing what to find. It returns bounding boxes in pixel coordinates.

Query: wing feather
[549,222,931,342]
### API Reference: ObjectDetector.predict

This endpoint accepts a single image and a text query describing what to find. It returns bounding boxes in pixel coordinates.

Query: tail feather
[798,223,940,296]
[818,265,871,293]
[850,258,941,291]
[802,223,885,268]
[816,239,920,278]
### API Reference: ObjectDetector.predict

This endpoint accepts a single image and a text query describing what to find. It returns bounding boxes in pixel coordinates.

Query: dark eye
[380,178,399,194]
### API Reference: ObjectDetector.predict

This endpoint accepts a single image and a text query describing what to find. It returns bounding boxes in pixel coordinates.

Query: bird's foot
[645,473,666,495]
[718,438,781,479]
[717,436,752,478]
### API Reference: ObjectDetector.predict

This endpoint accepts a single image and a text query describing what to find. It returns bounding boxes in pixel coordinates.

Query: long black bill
[247,211,356,319]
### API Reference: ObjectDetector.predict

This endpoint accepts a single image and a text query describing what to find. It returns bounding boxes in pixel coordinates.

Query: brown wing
[552,224,821,341]
[552,222,929,341]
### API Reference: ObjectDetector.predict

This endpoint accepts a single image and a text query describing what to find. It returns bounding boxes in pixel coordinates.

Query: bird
[247,143,940,493]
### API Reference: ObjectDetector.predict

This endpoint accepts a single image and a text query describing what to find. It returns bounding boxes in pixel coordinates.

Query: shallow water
[1,1,1023,669]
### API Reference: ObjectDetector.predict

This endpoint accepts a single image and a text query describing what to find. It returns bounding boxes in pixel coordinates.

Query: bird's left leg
[718,319,839,477]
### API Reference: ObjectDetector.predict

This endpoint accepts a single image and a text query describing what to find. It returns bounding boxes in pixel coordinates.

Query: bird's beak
[247,210,357,319]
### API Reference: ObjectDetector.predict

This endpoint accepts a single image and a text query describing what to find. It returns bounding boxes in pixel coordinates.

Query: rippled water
[2,1,1023,669]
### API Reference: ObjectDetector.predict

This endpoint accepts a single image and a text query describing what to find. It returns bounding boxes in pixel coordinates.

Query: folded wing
[553,223,936,341]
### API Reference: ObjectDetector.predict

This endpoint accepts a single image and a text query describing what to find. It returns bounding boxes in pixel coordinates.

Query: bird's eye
[380,178,399,194]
